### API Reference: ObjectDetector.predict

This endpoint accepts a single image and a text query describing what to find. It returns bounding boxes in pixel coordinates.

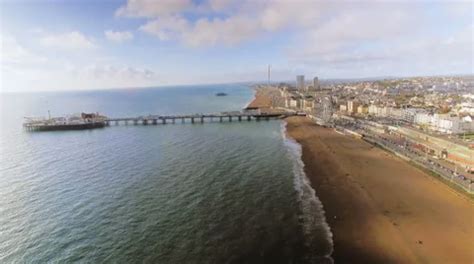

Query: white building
[414,112,433,126]
[368,104,378,115]
[401,108,424,123]
[388,107,403,119]
[376,106,390,117]
[435,114,462,134]
[286,96,299,108]
[414,113,474,134]
[301,97,314,111]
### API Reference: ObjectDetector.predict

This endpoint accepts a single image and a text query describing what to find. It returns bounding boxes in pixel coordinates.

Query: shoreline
[281,121,334,263]
[243,85,257,109]
[285,116,473,263]
[244,86,274,110]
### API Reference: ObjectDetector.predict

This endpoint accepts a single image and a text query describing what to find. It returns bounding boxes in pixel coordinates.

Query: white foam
[280,121,334,262]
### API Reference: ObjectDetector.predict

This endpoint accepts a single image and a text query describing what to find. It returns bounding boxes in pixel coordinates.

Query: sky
[0,0,472,92]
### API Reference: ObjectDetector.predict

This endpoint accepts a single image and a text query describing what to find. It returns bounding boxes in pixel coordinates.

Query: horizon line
[2,72,473,94]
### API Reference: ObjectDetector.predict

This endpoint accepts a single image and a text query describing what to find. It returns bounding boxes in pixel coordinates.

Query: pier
[104,111,296,126]
[23,110,300,131]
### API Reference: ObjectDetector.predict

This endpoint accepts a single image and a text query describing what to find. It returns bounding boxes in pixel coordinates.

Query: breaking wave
[281,120,334,263]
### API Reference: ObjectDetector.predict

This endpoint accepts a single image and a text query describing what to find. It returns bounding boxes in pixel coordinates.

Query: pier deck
[104,111,297,126]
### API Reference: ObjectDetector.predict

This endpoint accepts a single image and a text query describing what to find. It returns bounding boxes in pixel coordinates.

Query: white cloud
[1,34,47,65]
[183,15,258,47]
[50,64,160,91]
[139,14,260,47]
[116,0,192,17]
[3,0,472,91]
[2,61,160,92]
[291,4,421,60]
[123,0,472,65]
[105,30,134,43]
[40,31,96,50]
[123,0,335,47]
[208,0,234,11]
[0,33,159,92]
[77,64,156,80]
[139,15,189,41]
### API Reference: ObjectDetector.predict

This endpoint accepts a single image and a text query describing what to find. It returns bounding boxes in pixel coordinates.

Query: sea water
[0,84,332,263]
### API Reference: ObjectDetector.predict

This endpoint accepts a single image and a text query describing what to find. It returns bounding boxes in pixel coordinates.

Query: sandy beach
[286,116,473,263]
[245,87,276,110]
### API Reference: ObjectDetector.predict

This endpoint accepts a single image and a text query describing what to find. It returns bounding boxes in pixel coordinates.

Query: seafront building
[276,74,474,194]
[357,105,369,114]
[280,74,473,135]
[414,113,474,134]
[347,100,359,114]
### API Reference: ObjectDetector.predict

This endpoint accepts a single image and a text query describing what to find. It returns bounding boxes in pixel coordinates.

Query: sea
[0,84,333,263]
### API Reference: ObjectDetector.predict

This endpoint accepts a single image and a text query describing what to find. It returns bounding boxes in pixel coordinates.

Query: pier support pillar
[115,120,119,126]
[219,116,223,122]
[134,120,138,125]
[247,116,251,121]
[200,117,204,123]
[238,116,242,122]
[191,117,195,124]
[228,116,232,122]
[143,119,148,125]
[256,117,260,122]
[172,118,175,124]
[266,117,270,121]
[181,118,185,124]
[162,118,166,125]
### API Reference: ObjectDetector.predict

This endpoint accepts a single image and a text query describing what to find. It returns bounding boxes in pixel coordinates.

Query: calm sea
[0,84,332,263]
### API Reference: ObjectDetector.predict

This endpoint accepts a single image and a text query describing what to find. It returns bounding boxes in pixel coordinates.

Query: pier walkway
[104,111,297,126]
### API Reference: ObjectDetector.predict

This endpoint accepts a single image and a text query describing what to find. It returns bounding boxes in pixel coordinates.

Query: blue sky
[1,0,472,92]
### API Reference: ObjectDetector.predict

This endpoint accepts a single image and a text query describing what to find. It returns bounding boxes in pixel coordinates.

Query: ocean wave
[280,121,334,263]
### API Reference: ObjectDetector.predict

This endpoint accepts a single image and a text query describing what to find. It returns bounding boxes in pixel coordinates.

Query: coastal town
[246,74,474,263]
[3,0,473,263]
[251,75,474,194]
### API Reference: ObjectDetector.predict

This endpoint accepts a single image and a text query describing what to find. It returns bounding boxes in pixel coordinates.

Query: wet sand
[286,116,474,263]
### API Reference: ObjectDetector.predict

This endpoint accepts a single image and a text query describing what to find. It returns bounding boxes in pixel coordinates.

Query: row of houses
[414,113,473,134]
[284,94,315,111]
[339,101,474,134]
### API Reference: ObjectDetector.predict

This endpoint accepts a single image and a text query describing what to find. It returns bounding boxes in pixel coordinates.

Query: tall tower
[267,65,271,86]
[313,77,320,90]
[296,75,305,91]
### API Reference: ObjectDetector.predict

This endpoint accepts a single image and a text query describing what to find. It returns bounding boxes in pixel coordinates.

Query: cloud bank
[117,0,472,73]
[40,31,96,50]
